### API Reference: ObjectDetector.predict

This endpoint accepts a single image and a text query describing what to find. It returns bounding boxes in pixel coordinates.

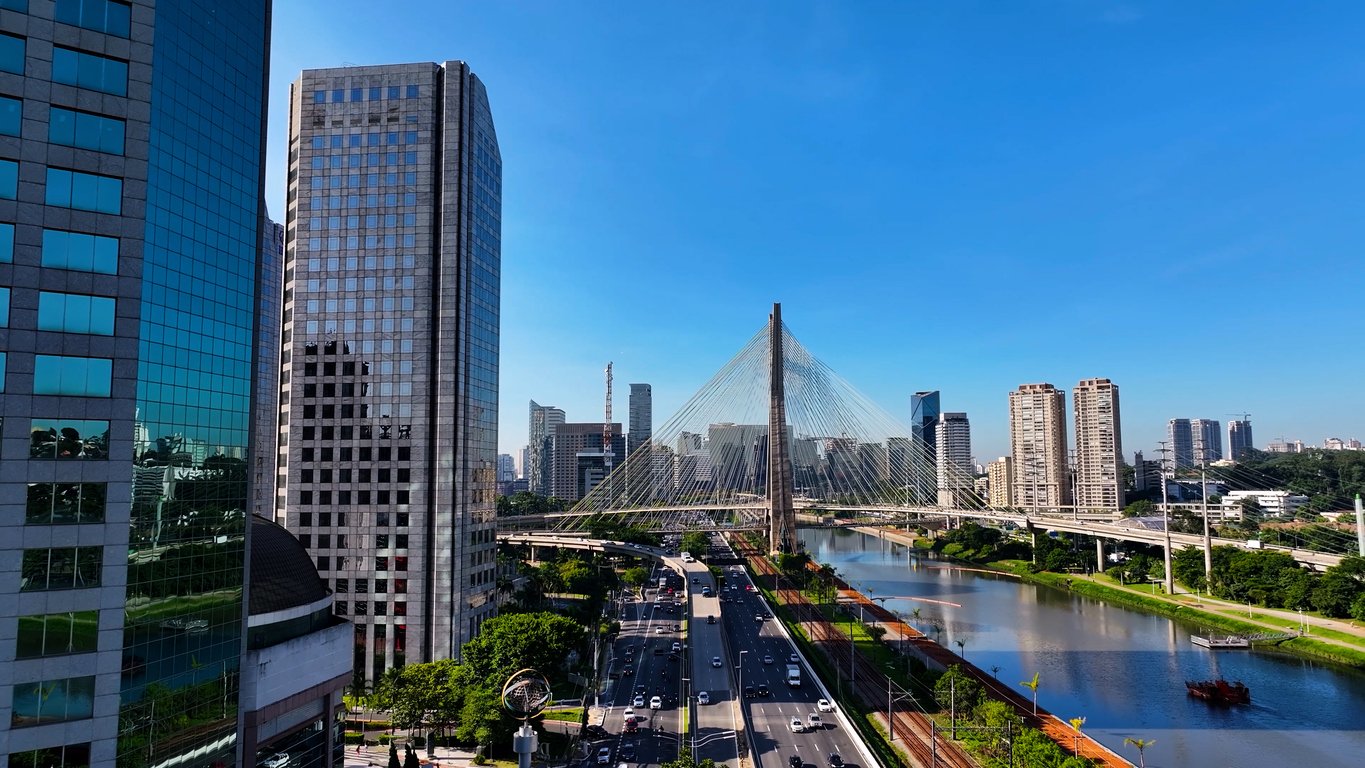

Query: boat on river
[1186,679,1251,704]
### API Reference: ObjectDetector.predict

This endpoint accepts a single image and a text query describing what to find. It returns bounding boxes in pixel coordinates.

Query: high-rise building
[628,382,652,456]
[279,61,503,681]
[0,2,335,765]
[497,453,516,482]
[256,215,286,520]
[551,423,625,502]
[935,412,973,506]
[910,391,940,502]
[1132,450,1163,496]
[1009,384,1071,508]
[1166,418,1193,474]
[1228,419,1253,460]
[987,457,1013,507]
[528,401,566,496]
[517,445,529,479]
[1072,378,1123,513]
[1191,419,1222,465]
[1267,440,1305,454]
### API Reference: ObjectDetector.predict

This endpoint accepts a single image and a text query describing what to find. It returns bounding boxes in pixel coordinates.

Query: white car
[790,654,799,664]
[808,713,822,729]
[712,656,723,668]
[817,699,833,713]
[698,691,710,705]
[597,748,612,765]
[633,695,645,708]
[789,717,805,733]
[672,642,681,652]
[650,696,663,710]
[656,627,664,634]
[623,707,635,721]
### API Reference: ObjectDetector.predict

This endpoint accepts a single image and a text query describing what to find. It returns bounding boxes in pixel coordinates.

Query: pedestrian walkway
[344,743,479,768]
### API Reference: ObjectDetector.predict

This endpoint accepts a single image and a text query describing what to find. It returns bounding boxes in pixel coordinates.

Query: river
[801,527,1365,768]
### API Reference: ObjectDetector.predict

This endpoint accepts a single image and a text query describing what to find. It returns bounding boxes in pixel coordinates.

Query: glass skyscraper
[0,1,271,766]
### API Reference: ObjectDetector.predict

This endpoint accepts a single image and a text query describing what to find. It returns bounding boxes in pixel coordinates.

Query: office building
[628,382,652,456]
[1191,418,1222,465]
[256,215,286,520]
[1166,419,1193,473]
[1227,419,1253,460]
[528,401,565,496]
[497,453,516,482]
[1008,384,1071,508]
[279,61,503,682]
[1072,378,1123,513]
[517,445,529,479]
[1132,450,1163,496]
[935,412,973,507]
[1267,440,1305,454]
[550,423,625,502]
[0,1,286,765]
[910,391,940,502]
[987,457,1013,507]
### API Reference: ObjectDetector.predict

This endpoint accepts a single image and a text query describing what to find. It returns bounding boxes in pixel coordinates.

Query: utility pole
[604,362,614,487]
[1157,441,1174,595]
[1201,460,1212,578]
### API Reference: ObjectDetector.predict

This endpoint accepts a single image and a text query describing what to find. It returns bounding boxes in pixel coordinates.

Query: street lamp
[737,651,747,698]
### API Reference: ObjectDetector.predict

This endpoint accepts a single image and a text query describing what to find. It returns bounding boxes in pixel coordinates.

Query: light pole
[1157,441,1174,595]
[737,651,747,698]
[1201,460,1213,579]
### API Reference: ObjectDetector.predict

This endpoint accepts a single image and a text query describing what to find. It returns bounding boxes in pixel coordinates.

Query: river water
[802,527,1365,768]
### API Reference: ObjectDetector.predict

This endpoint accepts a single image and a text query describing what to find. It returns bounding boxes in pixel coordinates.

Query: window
[29,419,109,459]
[46,168,122,213]
[406,85,419,98]
[41,229,118,273]
[49,107,125,154]
[55,0,131,37]
[334,578,348,593]
[388,86,399,100]
[0,158,16,199]
[0,95,20,137]
[369,87,380,100]
[0,222,13,263]
[20,547,102,590]
[15,610,98,658]
[9,744,93,768]
[0,33,23,75]
[313,90,325,104]
[0,287,8,326]
[11,676,95,727]
[34,356,111,397]
[37,292,116,335]
[26,483,106,524]
[0,351,6,392]
[0,1,27,13]
[51,47,127,96]
[331,89,343,103]
[350,88,362,102]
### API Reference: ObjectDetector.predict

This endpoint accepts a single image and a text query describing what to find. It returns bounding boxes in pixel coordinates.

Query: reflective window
[15,611,99,658]
[49,107,125,154]
[33,356,112,397]
[0,95,20,136]
[37,291,116,334]
[0,1,28,13]
[28,418,109,459]
[0,158,16,199]
[0,33,23,75]
[406,84,418,98]
[51,47,128,96]
[41,229,119,273]
[8,744,93,768]
[0,286,9,326]
[26,482,106,524]
[0,222,12,262]
[19,547,102,590]
[46,168,122,213]
[10,675,96,726]
[0,351,6,392]
[54,0,131,37]
[312,90,324,104]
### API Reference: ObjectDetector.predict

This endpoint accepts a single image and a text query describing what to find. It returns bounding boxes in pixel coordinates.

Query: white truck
[786,664,801,687]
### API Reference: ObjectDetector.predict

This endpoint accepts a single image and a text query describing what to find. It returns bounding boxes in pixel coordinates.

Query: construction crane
[604,362,614,478]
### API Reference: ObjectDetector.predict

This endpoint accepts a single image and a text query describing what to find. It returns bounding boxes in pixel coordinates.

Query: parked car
[707,615,716,624]
[789,717,805,733]
[672,642,681,652]
[623,707,635,721]
[263,755,291,768]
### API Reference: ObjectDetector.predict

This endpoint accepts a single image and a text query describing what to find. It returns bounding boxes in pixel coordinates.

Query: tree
[1311,573,1361,618]
[681,532,711,557]
[1171,545,1207,591]
[1068,716,1087,756]
[456,683,517,752]
[1122,500,1155,518]
[460,612,585,683]
[388,660,467,739]
[623,567,649,588]
[404,745,420,768]
[388,744,401,768]
[934,665,982,714]
[1123,737,1155,768]
[1020,673,1040,715]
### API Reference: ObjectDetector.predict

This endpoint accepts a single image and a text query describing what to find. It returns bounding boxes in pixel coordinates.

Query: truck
[786,664,801,687]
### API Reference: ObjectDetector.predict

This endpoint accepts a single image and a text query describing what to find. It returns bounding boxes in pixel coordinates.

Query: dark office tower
[257,214,285,520]
[0,1,272,766]
[279,62,502,682]
[1166,418,1193,474]
[628,383,651,455]
[910,391,939,502]
[1228,419,1254,460]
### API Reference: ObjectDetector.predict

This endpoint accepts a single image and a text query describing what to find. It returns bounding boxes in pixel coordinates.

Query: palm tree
[1020,673,1040,715]
[989,665,1002,679]
[910,607,922,624]
[1069,716,1087,756]
[1123,737,1155,768]
[955,638,967,660]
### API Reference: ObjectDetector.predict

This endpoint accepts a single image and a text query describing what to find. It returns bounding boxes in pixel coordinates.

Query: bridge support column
[767,303,797,554]
[1095,537,1104,572]
[1025,522,1038,565]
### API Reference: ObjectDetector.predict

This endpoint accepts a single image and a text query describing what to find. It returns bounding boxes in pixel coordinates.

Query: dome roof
[249,515,330,616]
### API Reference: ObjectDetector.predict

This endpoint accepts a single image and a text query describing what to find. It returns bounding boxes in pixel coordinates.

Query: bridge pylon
[768,303,797,554]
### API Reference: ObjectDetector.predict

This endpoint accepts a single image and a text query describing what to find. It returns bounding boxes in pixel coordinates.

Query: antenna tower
[604,362,614,476]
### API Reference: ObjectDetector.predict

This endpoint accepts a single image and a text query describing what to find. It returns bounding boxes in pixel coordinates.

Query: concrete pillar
[1095,537,1104,571]
[767,303,797,553]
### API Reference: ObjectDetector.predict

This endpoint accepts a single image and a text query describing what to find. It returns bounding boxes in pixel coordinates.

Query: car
[650,696,662,710]
[625,719,639,733]
[698,691,710,705]
[597,747,612,765]
[623,707,635,722]
[633,695,645,708]
[620,744,636,761]
[755,615,764,623]
[653,603,661,611]
[762,610,772,618]
[672,642,681,652]
[669,653,678,661]
[585,724,611,739]
[263,755,291,768]
[808,713,822,729]
[635,685,647,695]
[763,655,773,665]
[702,587,711,596]
[712,655,723,667]
[789,717,805,733]
[828,753,843,768]
[790,654,800,664]
[790,757,803,768]
[666,606,674,614]
[744,686,755,698]
[757,684,770,697]
[656,627,664,635]
[817,699,833,713]
[623,665,634,676]
[674,624,682,631]
[692,577,700,584]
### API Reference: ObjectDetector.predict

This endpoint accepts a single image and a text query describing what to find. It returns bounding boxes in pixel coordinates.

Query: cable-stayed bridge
[498,304,1348,570]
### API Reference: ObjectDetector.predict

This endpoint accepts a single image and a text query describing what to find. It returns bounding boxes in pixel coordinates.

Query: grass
[1211,609,1365,649]
[540,708,583,722]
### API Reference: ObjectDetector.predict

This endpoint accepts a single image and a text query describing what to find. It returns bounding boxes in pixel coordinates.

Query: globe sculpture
[503,668,553,721]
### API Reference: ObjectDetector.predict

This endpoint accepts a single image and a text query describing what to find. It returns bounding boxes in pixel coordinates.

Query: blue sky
[266,1,1365,462]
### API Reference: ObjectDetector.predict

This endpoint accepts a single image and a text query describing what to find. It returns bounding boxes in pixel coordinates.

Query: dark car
[757,684,770,697]
[744,685,755,698]
[585,725,610,740]
[828,754,843,768]
[635,686,646,695]
[790,757,802,768]
[707,615,716,624]
[623,665,634,676]
[621,744,636,760]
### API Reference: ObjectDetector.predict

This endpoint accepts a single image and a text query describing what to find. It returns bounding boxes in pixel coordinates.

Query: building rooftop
[249,515,330,616]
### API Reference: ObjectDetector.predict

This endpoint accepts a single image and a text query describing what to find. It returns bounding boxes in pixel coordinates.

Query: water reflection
[804,528,1365,768]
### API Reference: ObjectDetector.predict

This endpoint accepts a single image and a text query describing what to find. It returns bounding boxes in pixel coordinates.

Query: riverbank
[856,526,1365,670]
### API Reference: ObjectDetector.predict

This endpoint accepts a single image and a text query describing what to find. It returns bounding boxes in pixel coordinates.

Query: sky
[266,1,1365,463]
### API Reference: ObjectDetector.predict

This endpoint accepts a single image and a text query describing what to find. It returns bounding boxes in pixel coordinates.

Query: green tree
[1122,500,1156,518]
[460,612,584,682]
[1123,738,1155,768]
[1311,573,1361,618]
[1020,673,1040,715]
[1171,545,1207,591]
[456,683,517,752]
[681,531,711,557]
[404,745,420,768]
[623,567,649,587]
[934,665,982,714]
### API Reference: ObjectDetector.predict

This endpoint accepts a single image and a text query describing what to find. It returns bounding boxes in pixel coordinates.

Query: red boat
[1185,679,1250,704]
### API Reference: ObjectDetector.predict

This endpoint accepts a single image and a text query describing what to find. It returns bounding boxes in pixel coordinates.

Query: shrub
[344,733,365,745]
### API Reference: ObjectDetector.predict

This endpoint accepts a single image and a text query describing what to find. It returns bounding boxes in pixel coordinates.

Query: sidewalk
[343,744,479,768]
